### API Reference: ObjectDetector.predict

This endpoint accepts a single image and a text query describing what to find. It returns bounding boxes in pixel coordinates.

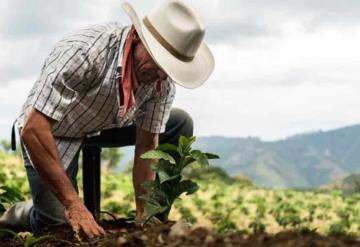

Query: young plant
[177,206,198,224]
[248,219,266,233]
[0,229,54,247]
[273,202,302,229]
[24,234,54,247]
[249,201,267,233]
[140,136,219,223]
[0,185,24,214]
[209,208,238,233]
[327,222,348,236]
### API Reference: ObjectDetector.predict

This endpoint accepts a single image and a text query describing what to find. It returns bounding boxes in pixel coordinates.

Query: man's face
[133,40,167,84]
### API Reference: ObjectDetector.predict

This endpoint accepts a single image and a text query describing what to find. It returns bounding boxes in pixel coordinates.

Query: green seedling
[0,228,22,241]
[24,234,54,247]
[0,185,24,214]
[248,219,266,233]
[140,135,219,223]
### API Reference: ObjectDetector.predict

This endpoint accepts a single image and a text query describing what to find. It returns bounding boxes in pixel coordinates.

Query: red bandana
[120,27,164,117]
[120,27,139,116]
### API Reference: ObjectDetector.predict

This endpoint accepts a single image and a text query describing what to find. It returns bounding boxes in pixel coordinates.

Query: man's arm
[21,107,105,238]
[133,126,159,219]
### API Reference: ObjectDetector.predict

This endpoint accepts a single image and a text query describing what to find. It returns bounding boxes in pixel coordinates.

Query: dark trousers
[84,108,193,147]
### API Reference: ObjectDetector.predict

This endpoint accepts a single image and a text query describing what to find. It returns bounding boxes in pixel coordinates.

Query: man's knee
[29,202,66,233]
[161,108,194,145]
[171,108,194,137]
[27,180,67,232]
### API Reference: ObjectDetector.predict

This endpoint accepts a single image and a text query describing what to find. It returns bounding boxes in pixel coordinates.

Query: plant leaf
[145,187,169,206]
[142,180,158,191]
[181,180,199,195]
[0,186,24,203]
[158,172,181,184]
[204,152,220,159]
[191,150,209,166]
[143,203,169,224]
[0,203,5,214]
[156,143,178,153]
[0,228,22,241]
[158,170,170,184]
[178,156,196,172]
[151,161,175,182]
[143,191,169,220]
[172,180,199,198]
[141,150,175,164]
[24,235,36,247]
[198,154,209,166]
[151,161,172,173]
[178,136,196,155]
[25,235,54,247]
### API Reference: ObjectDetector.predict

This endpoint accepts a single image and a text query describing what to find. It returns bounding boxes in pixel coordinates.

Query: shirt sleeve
[134,77,176,134]
[32,43,96,122]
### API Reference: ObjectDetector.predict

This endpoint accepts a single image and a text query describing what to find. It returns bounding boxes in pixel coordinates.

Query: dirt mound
[1,219,360,247]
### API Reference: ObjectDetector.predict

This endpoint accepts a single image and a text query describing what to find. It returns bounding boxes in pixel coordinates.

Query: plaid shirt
[16,22,176,169]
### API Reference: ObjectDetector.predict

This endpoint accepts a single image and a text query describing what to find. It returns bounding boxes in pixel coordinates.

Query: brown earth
[1,219,360,247]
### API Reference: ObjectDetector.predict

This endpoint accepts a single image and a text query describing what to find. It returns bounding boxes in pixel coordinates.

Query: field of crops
[99,168,360,237]
[2,146,359,241]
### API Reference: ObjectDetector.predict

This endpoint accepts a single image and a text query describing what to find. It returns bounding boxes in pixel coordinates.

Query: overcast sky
[1,0,360,141]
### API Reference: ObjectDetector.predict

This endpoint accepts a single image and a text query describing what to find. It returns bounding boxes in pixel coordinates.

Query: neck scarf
[120,27,139,116]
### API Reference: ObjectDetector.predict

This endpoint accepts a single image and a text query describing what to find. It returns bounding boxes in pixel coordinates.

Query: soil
[1,218,360,247]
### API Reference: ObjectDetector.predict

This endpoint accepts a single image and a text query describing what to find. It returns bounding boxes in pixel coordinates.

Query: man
[0,0,214,239]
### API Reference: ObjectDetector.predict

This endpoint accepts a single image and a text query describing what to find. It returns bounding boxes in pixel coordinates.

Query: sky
[1,0,360,141]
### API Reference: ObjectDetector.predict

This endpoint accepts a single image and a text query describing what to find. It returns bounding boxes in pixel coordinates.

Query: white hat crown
[144,0,205,62]
[122,0,214,88]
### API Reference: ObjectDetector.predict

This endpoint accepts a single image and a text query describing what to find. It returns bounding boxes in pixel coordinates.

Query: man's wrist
[63,195,82,209]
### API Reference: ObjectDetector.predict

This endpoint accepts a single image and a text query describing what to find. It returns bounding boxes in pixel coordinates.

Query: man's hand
[64,200,105,239]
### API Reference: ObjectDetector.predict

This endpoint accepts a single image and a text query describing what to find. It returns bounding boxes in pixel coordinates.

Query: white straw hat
[121,0,215,89]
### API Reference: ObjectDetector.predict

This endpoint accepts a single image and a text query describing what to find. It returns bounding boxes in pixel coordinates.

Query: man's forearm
[133,147,156,217]
[133,127,159,218]
[20,108,105,238]
[21,118,80,207]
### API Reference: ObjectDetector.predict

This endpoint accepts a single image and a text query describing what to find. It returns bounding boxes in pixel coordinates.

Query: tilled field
[1,219,360,247]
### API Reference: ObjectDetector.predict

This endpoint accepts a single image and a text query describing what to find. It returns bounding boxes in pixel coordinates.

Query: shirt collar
[118,25,132,68]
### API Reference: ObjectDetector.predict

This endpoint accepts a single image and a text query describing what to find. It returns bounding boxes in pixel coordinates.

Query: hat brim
[122,2,215,89]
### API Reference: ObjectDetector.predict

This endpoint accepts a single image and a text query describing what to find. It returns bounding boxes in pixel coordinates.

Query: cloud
[0,77,34,140]
[0,0,164,84]
[0,38,54,83]
[208,24,360,90]
[1,0,360,140]
[174,79,360,140]
[190,0,360,44]
[0,0,94,39]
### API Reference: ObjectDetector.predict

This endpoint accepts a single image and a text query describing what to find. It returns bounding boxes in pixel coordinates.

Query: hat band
[143,17,194,62]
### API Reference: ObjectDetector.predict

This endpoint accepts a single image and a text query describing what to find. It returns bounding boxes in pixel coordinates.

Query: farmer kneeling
[0,0,214,239]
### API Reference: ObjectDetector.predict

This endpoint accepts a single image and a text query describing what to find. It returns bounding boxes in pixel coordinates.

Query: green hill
[321,173,360,194]
[193,125,360,188]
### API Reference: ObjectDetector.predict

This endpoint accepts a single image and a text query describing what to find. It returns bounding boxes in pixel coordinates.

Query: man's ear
[131,26,141,44]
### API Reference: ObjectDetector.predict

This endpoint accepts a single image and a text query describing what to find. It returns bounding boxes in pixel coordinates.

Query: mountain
[321,173,360,194]
[192,125,360,189]
[117,124,360,189]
